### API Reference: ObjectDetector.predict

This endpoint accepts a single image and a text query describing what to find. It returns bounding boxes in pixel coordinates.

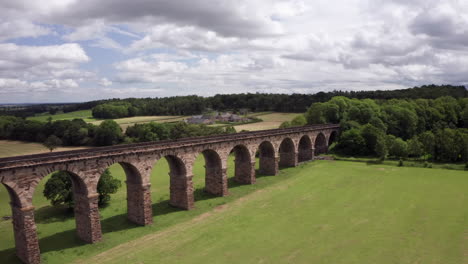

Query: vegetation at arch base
[43,169,122,209]
[303,96,468,163]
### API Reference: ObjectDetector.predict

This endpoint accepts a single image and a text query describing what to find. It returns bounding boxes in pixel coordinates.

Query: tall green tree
[94,120,123,146]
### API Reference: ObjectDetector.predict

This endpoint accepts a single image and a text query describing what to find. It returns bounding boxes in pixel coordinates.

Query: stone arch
[279,137,297,167]
[156,154,194,210]
[314,132,327,155]
[257,141,278,175]
[2,181,41,264]
[328,130,338,146]
[195,149,227,196]
[230,144,255,184]
[298,135,313,162]
[91,158,154,226]
[2,182,23,208]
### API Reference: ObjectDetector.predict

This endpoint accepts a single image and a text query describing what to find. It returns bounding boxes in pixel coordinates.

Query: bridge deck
[0,124,339,169]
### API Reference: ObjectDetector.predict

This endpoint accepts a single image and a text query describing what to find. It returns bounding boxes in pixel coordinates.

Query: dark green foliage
[398,159,404,167]
[335,128,365,155]
[97,169,122,207]
[279,121,292,128]
[43,169,121,209]
[306,93,467,162]
[389,138,408,158]
[43,135,62,152]
[290,115,307,127]
[94,120,123,146]
[43,171,74,208]
[125,121,232,143]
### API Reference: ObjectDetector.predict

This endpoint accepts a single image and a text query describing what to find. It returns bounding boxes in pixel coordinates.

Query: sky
[0,0,467,103]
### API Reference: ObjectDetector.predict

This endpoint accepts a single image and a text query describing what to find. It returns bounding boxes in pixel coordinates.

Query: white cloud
[98,78,112,86]
[1,0,468,102]
[0,20,52,41]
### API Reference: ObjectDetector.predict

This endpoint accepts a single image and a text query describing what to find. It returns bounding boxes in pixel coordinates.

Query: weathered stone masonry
[0,124,339,264]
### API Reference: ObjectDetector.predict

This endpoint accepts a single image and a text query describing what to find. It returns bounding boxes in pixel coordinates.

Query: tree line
[0,115,236,148]
[302,96,468,162]
[3,85,465,118]
[90,85,468,119]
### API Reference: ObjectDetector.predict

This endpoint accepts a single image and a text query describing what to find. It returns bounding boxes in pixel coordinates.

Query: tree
[407,137,424,157]
[290,115,307,126]
[94,120,123,146]
[388,137,408,158]
[97,169,122,207]
[43,135,62,152]
[43,171,74,208]
[360,124,385,155]
[43,169,121,209]
[418,131,435,158]
[336,128,366,155]
[279,121,292,128]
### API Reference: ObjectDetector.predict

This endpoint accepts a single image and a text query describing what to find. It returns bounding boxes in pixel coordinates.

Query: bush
[398,159,404,167]
[465,163,468,170]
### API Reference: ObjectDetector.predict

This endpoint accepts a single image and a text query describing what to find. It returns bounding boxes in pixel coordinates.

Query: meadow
[28,110,97,122]
[233,112,300,131]
[0,159,466,264]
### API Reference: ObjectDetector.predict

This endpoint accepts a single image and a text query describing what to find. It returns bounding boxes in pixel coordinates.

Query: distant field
[90,115,186,130]
[1,160,466,264]
[0,140,89,158]
[28,109,299,132]
[28,109,186,131]
[234,112,301,131]
[28,110,97,122]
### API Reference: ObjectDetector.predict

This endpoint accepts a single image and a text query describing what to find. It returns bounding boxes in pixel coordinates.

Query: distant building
[186,115,214,124]
[186,112,250,124]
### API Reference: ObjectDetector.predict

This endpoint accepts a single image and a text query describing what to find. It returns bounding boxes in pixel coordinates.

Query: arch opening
[257,141,277,176]
[298,135,313,162]
[158,155,193,210]
[328,131,338,147]
[279,137,297,167]
[199,149,225,197]
[230,144,255,184]
[314,133,328,155]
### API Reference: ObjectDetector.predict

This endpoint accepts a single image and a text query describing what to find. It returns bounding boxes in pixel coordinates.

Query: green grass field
[28,110,97,122]
[0,159,467,264]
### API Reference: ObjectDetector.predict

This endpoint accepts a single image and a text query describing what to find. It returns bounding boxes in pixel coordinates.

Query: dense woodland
[90,85,468,118]
[301,96,468,162]
[2,85,466,118]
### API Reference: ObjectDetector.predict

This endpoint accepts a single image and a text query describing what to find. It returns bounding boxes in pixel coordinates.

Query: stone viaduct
[0,124,339,264]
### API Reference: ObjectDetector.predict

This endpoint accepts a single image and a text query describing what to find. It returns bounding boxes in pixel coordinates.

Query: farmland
[0,160,466,263]
[0,140,88,158]
[27,110,301,132]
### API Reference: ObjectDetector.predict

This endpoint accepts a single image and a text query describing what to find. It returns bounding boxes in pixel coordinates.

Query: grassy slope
[0,160,467,264]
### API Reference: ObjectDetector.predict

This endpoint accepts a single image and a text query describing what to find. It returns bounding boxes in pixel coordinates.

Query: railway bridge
[0,124,339,264]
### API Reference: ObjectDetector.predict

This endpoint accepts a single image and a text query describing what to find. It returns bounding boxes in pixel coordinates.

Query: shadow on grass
[35,205,74,224]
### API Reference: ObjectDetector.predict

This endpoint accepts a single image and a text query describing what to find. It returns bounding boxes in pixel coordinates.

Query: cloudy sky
[0,0,467,103]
